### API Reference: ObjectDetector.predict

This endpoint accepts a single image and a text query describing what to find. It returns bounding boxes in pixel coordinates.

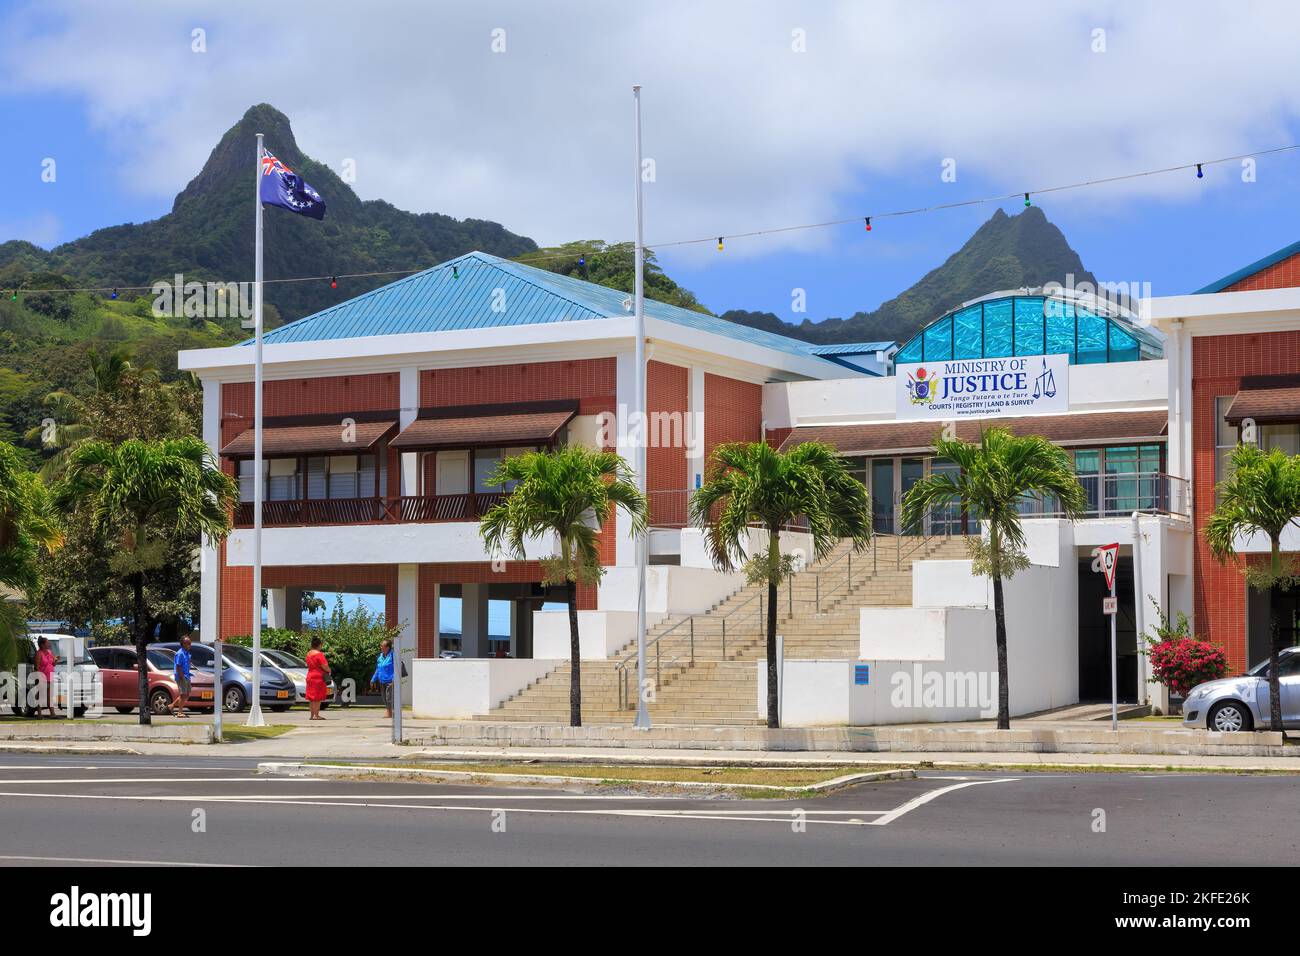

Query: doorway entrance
[1077,556,1138,703]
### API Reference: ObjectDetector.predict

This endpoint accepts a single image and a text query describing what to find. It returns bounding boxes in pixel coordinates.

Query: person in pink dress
[34,637,57,718]
[305,636,331,720]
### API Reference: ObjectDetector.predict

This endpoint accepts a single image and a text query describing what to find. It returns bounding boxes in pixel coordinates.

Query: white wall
[532,610,653,660]
[679,527,813,571]
[763,359,1169,429]
[226,523,555,567]
[412,658,558,719]
[598,562,745,616]
[757,520,1080,727]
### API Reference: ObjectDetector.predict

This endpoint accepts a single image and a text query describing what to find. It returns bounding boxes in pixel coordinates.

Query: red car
[88,645,215,715]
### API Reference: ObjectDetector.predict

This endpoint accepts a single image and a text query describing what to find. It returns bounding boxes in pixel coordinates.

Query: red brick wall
[218,562,399,639]
[1191,330,1300,670]
[420,358,616,416]
[704,373,763,464]
[766,426,793,450]
[647,360,689,526]
[1223,250,1300,292]
[221,373,400,446]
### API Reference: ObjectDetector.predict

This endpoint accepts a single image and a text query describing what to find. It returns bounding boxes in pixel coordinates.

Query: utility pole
[632,85,651,730]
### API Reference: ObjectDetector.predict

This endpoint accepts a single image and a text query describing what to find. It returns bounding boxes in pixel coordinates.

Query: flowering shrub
[1145,636,1231,698]
[1142,600,1230,697]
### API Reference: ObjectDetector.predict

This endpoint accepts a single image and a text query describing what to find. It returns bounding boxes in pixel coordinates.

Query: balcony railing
[233,492,511,528]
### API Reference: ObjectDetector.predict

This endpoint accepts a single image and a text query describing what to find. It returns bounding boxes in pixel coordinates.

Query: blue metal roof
[1196,239,1300,293]
[251,251,845,370]
[807,341,896,356]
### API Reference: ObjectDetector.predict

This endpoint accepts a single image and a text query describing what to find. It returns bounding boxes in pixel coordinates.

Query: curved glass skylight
[893,291,1162,369]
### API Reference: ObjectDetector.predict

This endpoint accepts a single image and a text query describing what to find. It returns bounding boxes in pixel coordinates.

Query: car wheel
[1208,700,1252,732]
[149,688,173,716]
[115,706,134,714]
[223,685,247,713]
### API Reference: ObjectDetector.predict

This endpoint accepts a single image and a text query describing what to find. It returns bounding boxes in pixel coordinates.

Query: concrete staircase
[477,533,974,725]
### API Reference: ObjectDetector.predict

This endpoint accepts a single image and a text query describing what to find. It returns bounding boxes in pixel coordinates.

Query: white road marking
[0,853,241,867]
[0,777,319,785]
[0,777,1018,827]
[868,777,1018,826]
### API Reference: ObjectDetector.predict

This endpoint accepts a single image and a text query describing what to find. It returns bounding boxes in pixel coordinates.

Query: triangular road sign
[1091,543,1120,591]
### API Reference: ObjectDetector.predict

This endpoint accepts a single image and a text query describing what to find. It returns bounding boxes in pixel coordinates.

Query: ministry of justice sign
[895,353,1070,421]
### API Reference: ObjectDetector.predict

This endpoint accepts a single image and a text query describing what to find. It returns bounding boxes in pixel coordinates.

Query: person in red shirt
[305,636,331,721]
[34,637,57,718]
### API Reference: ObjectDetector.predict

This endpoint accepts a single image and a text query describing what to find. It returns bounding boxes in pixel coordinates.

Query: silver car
[259,648,335,706]
[1181,646,1300,731]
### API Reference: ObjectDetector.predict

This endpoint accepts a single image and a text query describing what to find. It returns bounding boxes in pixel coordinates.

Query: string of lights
[7,142,1298,300]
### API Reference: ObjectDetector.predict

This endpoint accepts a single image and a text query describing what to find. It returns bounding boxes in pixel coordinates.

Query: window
[1214,396,1238,500]
[982,299,1014,358]
[1073,448,1101,515]
[923,316,953,361]
[953,306,983,359]
[1014,298,1044,356]
[1076,309,1108,364]
[1260,423,1300,455]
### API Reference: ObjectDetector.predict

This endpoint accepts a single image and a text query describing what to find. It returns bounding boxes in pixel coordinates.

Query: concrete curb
[408,722,1292,757]
[256,761,915,793]
[0,742,143,755]
[0,723,213,744]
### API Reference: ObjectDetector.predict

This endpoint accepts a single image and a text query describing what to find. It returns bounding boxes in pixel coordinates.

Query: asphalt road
[0,754,1295,866]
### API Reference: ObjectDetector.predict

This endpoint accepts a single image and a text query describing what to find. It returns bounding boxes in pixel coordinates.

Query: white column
[200,377,222,644]
[397,564,419,661]
[688,365,706,491]
[399,366,419,495]
[266,588,288,630]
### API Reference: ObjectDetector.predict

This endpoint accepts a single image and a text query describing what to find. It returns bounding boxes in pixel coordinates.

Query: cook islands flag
[259,149,326,220]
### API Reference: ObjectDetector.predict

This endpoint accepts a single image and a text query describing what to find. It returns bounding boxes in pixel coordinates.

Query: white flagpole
[632,86,651,730]
[247,132,266,727]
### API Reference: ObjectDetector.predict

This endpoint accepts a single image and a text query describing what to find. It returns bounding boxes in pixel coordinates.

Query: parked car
[87,645,215,715]
[259,648,335,706]
[16,634,100,715]
[1182,646,1300,731]
[438,650,462,659]
[152,641,296,713]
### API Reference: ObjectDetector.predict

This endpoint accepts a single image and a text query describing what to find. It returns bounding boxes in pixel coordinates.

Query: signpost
[895,353,1070,422]
[1092,543,1120,731]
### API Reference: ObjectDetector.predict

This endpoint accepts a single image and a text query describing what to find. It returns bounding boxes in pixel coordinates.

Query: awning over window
[390,402,578,451]
[1222,386,1300,425]
[778,410,1168,456]
[220,420,396,458]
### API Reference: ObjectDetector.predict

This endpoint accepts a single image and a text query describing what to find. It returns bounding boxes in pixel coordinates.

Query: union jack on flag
[259,148,326,220]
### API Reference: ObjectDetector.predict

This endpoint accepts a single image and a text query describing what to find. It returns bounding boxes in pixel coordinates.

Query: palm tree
[1204,443,1300,732]
[479,446,647,727]
[901,428,1087,730]
[54,437,238,724]
[689,441,871,729]
[0,441,62,672]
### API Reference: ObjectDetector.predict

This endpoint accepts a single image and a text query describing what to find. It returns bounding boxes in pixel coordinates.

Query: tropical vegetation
[479,446,647,727]
[1204,442,1300,731]
[689,441,871,729]
[901,427,1088,730]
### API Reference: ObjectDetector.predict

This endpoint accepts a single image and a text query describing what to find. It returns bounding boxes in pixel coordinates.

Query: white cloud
[3,0,1300,250]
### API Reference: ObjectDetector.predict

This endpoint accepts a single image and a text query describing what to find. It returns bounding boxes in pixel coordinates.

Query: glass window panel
[475,448,503,492]
[1014,298,1045,356]
[923,317,953,362]
[896,336,922,365]
[1045,299,1075,362]
[306,458,327,499]
[871,459,894,534]
[1076,309,1108,364]
[1108,321,1140,363]
[1261,424,1300,456]
[358,454,377,497]
[982,299,1013,357]
[328,456,359,499]
[953,306,983,359]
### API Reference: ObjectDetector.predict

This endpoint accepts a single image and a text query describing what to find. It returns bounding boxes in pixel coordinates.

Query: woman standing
[370,639,395,719]
[34,637,57,718]
[304,636,331,720]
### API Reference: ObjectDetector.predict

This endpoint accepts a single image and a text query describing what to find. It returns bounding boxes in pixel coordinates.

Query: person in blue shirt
[370,639,396,718]
[172,636,193,718]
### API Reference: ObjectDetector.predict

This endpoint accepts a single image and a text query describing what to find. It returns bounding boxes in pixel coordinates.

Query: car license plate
[200,691,213,700]
[276,690,289,699]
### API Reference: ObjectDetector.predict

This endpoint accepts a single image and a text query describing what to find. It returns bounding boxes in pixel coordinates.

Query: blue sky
[4,2,1300,318]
